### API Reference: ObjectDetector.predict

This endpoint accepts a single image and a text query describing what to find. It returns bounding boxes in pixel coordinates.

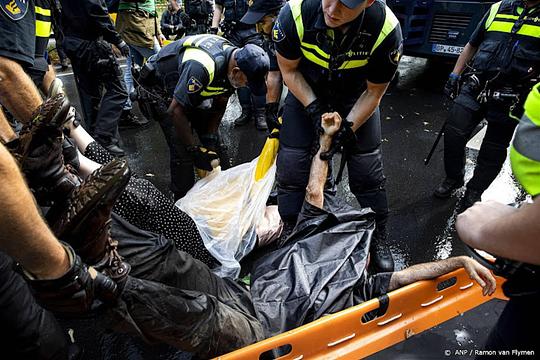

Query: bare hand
[456,200,517,248]
[460,256,497,296]
[321,112,342,136]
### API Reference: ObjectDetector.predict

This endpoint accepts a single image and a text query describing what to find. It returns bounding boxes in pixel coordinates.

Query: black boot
[254,107,268,131]
[369,227,394,273]
[434,177,464,198]
[234,107,252,127]
[119,109,149,129]
[457,187,483,213]
[10,94,81,204]
[48,159,132,285]
[97,138,126,157]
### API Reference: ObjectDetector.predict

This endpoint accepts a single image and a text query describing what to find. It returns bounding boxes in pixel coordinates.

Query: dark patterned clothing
[84,141,216,266]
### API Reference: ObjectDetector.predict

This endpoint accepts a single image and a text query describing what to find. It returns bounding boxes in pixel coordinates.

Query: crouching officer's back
[138,34,270,199]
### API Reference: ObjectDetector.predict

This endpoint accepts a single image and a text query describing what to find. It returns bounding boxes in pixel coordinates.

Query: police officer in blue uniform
[241,0,286,132]
[211,0,268,130]
[58,0,130,157]
[273,0,403,272]
[435,0,540,211]
[139,35,269,199]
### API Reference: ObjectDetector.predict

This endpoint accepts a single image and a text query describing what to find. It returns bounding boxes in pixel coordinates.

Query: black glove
[117,41,130,58]
[24,243,120,315]
[320,120,356,160]
[305,99,324,155]
[209,26,218,35]
[265,102,280,132]
[187,145,220,171]
[444,73,460,99]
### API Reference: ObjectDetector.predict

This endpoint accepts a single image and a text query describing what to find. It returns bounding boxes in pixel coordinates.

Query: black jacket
[58,0,122,45]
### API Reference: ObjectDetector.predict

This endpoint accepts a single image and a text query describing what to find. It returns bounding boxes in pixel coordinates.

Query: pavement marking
[56,64,128,78]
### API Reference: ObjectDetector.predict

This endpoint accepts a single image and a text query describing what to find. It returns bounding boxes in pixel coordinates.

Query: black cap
[339,0,366,9]
[241,0,285,25]
[235,44,270,96]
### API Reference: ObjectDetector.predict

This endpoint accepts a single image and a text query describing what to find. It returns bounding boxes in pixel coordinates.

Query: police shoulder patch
[187,76,203,94]
[272,20,286,43]
[0,0,28,21]
[389,42,404,65]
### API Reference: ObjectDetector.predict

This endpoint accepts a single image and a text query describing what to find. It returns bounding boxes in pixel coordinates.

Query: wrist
[449,72,460,80]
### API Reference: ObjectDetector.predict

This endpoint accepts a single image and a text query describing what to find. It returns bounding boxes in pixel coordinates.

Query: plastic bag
[176,134,279,278]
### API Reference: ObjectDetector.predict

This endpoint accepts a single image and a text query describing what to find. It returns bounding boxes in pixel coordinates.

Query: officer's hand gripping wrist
[209,27,219,35]
[187,145,220,171]
[24,242,120,315]
[305,99,324,155]
[320,120,356,160]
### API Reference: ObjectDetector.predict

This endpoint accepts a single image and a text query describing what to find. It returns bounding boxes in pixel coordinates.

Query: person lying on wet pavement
[136,34,270,200]
[3,94,264,358]
[248,111,497,337]
[3,94,497,357]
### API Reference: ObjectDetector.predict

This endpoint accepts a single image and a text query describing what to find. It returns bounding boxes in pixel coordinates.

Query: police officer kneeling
[273,0,403,272]
[138,35,269,200]
[434,0,540,211]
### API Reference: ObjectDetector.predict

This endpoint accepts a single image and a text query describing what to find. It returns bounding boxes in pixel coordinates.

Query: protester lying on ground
[5,95,264,357]
[249,111,497,337]
[65,112,282,269]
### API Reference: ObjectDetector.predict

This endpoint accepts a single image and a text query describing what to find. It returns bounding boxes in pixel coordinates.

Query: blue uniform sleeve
[273,3,302,60]
[174,60,211,109]
[85,0,123,45]
[469,11,489,48]
[367,24,403,84]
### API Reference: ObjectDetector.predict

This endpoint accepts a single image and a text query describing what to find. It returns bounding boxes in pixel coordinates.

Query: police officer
[456,83,540,355]
[211,0,268,130]
[434,0,540,211]
[273,0,403,272]
[58,0,130,157]
[183,0,213,35]
[241,0,286,131]
[138,34,269,200]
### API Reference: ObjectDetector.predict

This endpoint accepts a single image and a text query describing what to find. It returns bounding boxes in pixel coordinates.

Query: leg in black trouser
[443,102,486,182]
[103,214,264,358]
[466,110,518,192]
[481,295,540,358]
[0,252,70,360]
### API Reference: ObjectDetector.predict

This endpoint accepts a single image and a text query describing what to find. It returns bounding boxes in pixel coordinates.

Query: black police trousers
[63,37,128,145]
[0,252,70,360]
[103,214,264,358]
[482,294,540,357]
[276,94,389,229]
[152,99,230,200]
[444,95,518,192]
[225,26,266,111]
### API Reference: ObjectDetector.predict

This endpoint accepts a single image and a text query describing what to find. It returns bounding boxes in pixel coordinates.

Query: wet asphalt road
[56,56,517,358]
[58,56,518,269]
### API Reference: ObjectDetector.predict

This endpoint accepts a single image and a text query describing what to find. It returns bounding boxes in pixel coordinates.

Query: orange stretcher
[217,268,507,360]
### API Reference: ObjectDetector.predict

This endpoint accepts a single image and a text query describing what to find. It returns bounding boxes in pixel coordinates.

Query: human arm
[456,200,540,265]
[0,143,70,279]
[305,112,342,208]
[451,43,478,76]
[168,98,197,146]
[277,54,317,107]
[388,256,496,296]
[346,81,389,131]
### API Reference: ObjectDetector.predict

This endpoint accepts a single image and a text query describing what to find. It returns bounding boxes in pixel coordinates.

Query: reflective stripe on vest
[35,6,51,38]
[181,48,228,97]
[510,83,540,196]
[289,0,398,69]
[486,1,540,38]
